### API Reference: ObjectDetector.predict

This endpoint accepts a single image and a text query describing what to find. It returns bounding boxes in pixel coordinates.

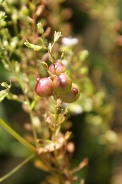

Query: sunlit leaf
[0,82,11,102]
[0,89,9,102]
[0,11,6,20]
[24,41,42,51]
[54,31,62,42]
[37,22,44,34]
[1,82,10,88]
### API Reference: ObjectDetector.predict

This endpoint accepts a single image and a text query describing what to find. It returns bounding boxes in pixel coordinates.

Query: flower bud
[35,77,54,97]
[53,73,72,95]
[60,83,80,103]
[48,60,67,75]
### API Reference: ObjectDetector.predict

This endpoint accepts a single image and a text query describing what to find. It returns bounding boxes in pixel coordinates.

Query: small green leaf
[0,11,6,20]
[24,41,42,51]
[0,89,9,102]
[0,82,11,102]
[1,82,10,88]
[54,31,62,42]
[37,22,44,34]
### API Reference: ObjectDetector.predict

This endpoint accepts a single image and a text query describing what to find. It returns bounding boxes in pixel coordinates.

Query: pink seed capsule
[35,77,54,97]
[48,60,67,75]
[53,73,72,95]
[59,83,80,103]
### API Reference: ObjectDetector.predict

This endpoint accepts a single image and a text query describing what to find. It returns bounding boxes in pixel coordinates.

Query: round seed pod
[48,60,67,75]
[59,83,80,103]
[53,73,72,95]
[35,77,54,97]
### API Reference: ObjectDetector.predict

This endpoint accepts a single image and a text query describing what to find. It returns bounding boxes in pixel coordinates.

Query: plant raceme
[35,60,80,103]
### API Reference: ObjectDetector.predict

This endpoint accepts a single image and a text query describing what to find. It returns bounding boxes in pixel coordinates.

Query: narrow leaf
[1,82,10,88]
[0,82,11,102]
[54,31,62,42]
[37,22,44,34]
[0,11,6,20]
[24,41,42,51]
[0,89,9,102]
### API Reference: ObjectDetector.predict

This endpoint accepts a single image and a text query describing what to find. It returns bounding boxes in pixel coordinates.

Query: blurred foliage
[0,0,122,184]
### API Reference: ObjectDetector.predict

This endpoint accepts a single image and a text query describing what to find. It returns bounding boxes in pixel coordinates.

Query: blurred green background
[0,0,122,184]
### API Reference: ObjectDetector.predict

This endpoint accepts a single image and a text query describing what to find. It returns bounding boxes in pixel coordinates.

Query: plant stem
[0,154,35,182]
[53,100,59,147]
[29,105,39,148]
[0,118,35,152]
[15,73,38,148]
[53,100,62,170]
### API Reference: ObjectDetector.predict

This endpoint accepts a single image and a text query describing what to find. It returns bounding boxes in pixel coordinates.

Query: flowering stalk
[0,2,88,182]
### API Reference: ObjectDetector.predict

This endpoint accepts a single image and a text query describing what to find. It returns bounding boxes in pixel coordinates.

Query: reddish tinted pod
[48,60,67,75]
[60,83,80,103]
[35,77,54,97]
[53,73,72,95]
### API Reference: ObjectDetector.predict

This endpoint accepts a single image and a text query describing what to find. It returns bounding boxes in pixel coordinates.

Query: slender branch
[0,154,35,182]
[0,118,35,152]
[52,99,62,171]
[15,73,38,148]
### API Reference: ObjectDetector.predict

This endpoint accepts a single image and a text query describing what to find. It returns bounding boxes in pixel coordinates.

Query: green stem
[54,100,62,138]
[53,100,61,167]
[0,118,35,152]
[47,45,55,63]
[29,106,39,148]
[15,74,38,148]
[0,154,35,182]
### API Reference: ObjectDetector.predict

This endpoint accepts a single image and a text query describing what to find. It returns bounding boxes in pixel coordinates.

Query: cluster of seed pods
[35,60,80,103]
